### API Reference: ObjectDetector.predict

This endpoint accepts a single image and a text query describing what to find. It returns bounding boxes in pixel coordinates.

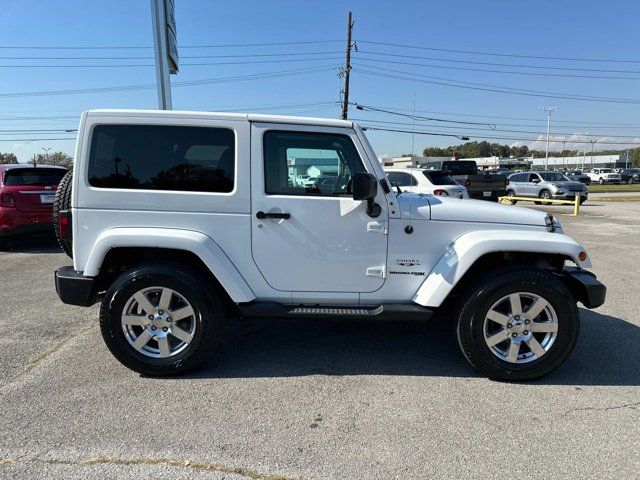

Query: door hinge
[366,266,386,278]
[367,221,388,235]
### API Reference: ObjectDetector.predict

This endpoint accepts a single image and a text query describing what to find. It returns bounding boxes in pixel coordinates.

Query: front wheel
[99,263,225,376]
[456,267,579,381]
[506,190,517,205]
[599,178,605,185]
[539,189,552,205]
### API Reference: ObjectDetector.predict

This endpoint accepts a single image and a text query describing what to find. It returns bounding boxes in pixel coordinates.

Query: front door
[250,123,388,294]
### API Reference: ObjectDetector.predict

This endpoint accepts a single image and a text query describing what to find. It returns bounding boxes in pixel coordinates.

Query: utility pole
[32,154,36,168]
[340,11,354,120]
[590,139,596,169]
[539,106,557,170]
[411,93,416,157]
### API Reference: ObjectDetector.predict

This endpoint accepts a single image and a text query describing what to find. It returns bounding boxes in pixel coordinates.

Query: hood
[553,181,586,190]
[396,193,547,226]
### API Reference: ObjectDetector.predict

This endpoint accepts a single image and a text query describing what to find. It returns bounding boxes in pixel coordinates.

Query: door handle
[256,211,291,220]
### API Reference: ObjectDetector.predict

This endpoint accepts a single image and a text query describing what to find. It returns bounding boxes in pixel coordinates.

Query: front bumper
[55,266,98,307]
[560,267,606,309]
[552,192,587,200]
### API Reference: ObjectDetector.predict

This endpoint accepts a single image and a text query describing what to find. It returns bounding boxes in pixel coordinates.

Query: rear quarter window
[87,124,235,193]
[423,171,457,185]
[3,168,66,186]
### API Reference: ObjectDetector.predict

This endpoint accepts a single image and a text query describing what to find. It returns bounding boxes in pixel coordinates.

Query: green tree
[0,152,18,164]
[36,151,73,169]
[631,148,640,167]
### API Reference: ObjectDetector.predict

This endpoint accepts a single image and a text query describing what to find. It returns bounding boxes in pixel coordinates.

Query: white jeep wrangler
[54,109,606,381]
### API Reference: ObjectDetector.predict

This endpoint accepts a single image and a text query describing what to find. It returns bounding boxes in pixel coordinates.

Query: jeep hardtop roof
[84,109,355,129]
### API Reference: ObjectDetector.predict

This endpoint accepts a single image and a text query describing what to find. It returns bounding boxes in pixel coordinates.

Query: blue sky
[2,0,640,162]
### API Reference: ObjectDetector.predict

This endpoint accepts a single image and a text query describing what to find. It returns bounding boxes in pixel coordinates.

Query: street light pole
[41,147,51,166]
[590,139,596,169]
[582,131,591,171]
[539,106,557,170]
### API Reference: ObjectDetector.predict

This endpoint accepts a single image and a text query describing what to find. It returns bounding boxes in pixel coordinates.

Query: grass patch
[589,184,640,193]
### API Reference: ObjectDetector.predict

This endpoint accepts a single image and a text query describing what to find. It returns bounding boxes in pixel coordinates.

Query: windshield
[3,168,66,186]
[539,172,570,182]
[600,169,613,173]
[423,170,458,185]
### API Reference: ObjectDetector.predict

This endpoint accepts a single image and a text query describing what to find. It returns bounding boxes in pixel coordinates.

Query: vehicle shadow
[189,309,640,386]
[0,233,62,254]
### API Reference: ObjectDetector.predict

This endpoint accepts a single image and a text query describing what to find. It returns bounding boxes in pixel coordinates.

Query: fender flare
[83,227,255,303]
[412,229,591,308]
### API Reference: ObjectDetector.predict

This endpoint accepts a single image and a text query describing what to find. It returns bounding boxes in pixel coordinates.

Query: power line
[356,50,640,74]
[362,126,640,146]
[0,137,76,142]
[355,56,640,81]
[355,103,640,127]
[352,118,640,139]
[357,40,640,64]
[352,65,640,104]
[0,57,344,68]
[0,51,342,60]
[350,102,497,128]
[0,40,343,50]
[0,65,339,98]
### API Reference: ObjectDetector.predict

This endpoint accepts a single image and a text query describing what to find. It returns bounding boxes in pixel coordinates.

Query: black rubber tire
[455,266,580,381]
[52,170,73,258]
[99,263,225,376]
[539,189,552,205]
[579,197,587,205]
[505,190,517,205]
[0,238,7,250]
[599,178,605,185]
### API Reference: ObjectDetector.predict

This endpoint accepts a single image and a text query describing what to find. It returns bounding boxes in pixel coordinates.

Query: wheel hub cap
[483,292,558,364]
[121,287,196,359]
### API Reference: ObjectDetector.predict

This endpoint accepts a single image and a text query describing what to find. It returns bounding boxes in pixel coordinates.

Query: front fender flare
[413,230,591,308]
[83,227,255,303]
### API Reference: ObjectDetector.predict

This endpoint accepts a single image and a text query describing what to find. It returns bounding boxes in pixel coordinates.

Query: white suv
[384,167,469,199]
[53,109,605,381]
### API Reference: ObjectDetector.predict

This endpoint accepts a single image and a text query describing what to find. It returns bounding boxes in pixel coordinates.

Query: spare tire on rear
[53,170,73,258]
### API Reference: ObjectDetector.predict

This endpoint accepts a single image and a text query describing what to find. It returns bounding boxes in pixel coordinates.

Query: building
[378,155,450,168]
[452,152,632,171]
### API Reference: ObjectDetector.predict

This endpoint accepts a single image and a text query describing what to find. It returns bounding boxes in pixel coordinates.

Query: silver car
[507,171,588,204]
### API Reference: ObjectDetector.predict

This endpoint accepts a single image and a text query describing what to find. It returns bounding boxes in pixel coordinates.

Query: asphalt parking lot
[1,201,639,480]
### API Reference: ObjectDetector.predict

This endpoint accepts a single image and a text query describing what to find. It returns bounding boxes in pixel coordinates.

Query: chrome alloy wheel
[483,292,558,364]
[121,287,196,358]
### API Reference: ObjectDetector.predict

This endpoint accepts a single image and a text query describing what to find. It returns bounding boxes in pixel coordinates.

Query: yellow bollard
[573,196,579,216]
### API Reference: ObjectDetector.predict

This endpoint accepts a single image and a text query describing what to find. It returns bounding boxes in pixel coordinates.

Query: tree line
[0,151,73,169]
[420,141,640,166]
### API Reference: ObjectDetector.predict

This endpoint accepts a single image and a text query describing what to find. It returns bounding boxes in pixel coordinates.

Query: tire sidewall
[458,269,579,381]
[100,264,221,375]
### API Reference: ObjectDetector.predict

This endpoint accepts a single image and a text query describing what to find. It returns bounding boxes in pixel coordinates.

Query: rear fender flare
[83,227,255,303]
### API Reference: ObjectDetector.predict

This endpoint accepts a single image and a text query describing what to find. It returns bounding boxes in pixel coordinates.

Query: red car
[0,164,68,249]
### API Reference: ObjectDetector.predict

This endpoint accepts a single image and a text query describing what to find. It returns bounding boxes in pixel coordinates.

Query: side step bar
[237,302,433,321]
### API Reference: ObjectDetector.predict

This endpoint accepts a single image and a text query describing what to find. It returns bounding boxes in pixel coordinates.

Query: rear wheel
[599,178,605,185]
[456,267,579,381]
[53,170,73,258]
[100,263,225,376]
[0,238,7,250]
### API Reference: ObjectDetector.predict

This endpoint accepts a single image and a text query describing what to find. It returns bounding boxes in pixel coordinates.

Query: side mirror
[352,172,381,217]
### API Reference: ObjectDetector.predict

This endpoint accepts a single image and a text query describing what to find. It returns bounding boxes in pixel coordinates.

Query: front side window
[88,125,235,192]
[539,172,569,182]
[263,131,365,196]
